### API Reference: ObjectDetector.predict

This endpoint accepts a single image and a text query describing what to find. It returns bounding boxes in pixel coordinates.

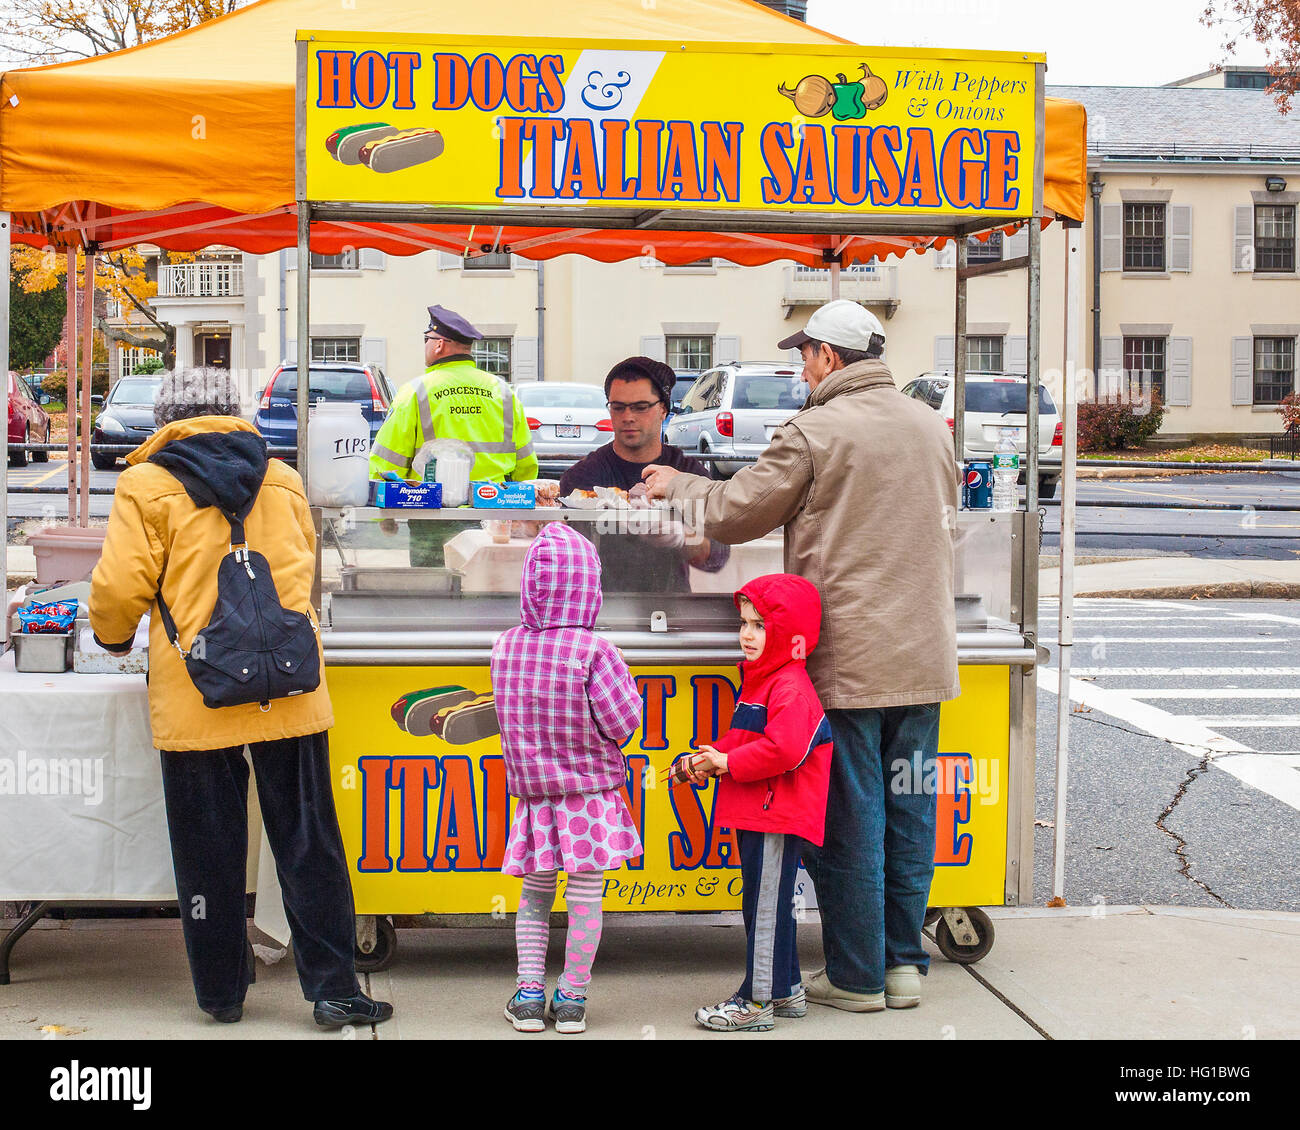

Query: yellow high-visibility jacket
[369,355,538,482]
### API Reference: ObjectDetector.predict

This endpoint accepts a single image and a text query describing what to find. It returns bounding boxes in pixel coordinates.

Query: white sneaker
[695,993,775,1032]
[885,965,922,1009]
[772,985,807,1018]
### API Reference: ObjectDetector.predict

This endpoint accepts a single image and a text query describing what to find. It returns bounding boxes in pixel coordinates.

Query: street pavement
[1035,598,1300,913]
[1041,472,1300,560]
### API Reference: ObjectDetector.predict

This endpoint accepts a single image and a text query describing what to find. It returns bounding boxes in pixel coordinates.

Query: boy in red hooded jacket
[675,573,832,1032]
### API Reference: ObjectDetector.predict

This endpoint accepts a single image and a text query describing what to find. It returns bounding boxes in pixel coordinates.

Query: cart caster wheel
[934,907,994,965]
[355,917,396,973]
[923,907,942,927]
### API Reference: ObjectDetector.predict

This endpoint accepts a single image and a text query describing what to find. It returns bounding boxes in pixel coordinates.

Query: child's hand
[692,744,728,778]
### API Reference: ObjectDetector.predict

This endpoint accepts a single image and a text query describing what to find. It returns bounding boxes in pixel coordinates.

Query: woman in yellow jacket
[89,368,391,1030]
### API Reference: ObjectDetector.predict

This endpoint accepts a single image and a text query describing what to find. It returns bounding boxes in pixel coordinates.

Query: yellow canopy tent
[0,0,1086,260]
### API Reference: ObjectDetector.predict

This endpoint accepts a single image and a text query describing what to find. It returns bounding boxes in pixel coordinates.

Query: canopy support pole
[829,259,841,301]
[1053,222,1084,901]
[954,238,968,463]
[1,213,10,641]
[80,251,95,528]
[296,205,312,490]
[66,251,78,523]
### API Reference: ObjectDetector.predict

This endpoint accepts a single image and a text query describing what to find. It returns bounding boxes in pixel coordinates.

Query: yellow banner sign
[326,664,1011,914]
[300,34,1039,216]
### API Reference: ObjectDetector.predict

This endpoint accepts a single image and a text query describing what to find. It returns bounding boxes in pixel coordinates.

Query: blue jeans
[802,704,940,995]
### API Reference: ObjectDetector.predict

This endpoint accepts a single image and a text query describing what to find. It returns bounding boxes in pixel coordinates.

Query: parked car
[662,369,702,441]
[901,372,1063,498]
[664,361,803,477]
[90,376,165,470]
[254,362,393,462]
[513,381,612,476]
[7,371,52,468]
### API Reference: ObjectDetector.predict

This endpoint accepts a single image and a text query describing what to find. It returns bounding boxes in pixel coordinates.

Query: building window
[665,258,716,272]
[1123,203,1166,271]
[1123,336,1167,401]
[667,335,714,370]
[1254,337,1295,405]
[1225,70,1272,89]
[473,337,512,379]
[966,232,1003,264]
[967,335,1004,372]
[1255,205,1296,273]
[311,337,360,363]
[464,252,513,271]
[119,345,162,374]
[310,250,358,270]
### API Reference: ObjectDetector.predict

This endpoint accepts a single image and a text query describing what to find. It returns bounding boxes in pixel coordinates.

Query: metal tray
[13,632,75,673]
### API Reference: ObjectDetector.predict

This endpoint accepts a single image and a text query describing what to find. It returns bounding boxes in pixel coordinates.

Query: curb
[1076,581,1300,600]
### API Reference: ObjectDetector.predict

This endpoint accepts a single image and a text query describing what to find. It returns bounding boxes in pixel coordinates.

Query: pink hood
[520,522,603,631]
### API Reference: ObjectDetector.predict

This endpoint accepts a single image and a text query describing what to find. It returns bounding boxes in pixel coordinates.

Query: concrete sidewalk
[1039,557,1300,600]
[1,906,1296,1040]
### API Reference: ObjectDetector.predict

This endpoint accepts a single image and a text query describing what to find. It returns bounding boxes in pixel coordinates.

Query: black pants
[159,732,360,1013]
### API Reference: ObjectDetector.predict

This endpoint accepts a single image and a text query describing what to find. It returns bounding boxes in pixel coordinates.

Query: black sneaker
[313,993,394,1028]
[505,989,546,1033]
[206,1005,243,1024]
[547,989,587,1034]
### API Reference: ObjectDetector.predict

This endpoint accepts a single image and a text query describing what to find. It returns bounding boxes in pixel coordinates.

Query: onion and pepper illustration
[777,63,888,121]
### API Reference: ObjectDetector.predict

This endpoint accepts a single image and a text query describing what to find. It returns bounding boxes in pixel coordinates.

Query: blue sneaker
[547,987,587,1034]
[505,988,546,1033]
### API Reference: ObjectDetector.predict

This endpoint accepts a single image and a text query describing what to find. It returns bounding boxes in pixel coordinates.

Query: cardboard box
[470,481,535,509]
[371,480,444,509]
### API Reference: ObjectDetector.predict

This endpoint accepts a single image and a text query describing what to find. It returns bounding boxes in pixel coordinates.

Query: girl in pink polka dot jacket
[490,522,645,1033]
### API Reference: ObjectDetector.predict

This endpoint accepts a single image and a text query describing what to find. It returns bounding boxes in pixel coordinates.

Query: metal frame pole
[954,238,967,461]
[296,206,311,487]
[1,213,9,642]
[65,250,78,522]
[79,251,95,527]
[829,258,841,301]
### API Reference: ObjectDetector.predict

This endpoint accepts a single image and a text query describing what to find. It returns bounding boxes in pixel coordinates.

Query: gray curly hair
[153,368,242,427]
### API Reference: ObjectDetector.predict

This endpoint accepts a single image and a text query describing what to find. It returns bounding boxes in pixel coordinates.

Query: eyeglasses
[424,333,446,343]
[606,400,662,415]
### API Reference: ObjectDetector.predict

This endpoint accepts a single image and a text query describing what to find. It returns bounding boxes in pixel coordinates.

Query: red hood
[734,574,822,683]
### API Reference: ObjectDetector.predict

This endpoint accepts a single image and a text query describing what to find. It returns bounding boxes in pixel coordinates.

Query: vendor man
[643,301,960,1014]
[370,304,538,566]
[560,356,728,592]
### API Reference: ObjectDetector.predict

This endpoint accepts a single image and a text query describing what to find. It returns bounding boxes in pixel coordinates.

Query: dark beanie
[604,356,676,406]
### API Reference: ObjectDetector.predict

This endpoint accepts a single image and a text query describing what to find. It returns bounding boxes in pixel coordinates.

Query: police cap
[426,304,483,345]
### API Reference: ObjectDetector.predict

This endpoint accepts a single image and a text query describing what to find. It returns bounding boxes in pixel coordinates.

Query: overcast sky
[806,0,1257,87]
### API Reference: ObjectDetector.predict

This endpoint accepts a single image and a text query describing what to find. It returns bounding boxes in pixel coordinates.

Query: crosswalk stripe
[1187,716,1300,728]
[1115,689,1300,699]
[1070,668,1300,677]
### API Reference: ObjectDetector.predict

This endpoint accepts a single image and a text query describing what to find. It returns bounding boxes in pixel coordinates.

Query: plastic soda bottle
[992,427,1019,512]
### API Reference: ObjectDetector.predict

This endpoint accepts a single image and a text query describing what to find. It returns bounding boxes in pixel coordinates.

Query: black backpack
[156,509,321,711]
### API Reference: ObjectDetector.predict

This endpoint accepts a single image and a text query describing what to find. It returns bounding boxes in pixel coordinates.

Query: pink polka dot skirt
[503,788,643,877]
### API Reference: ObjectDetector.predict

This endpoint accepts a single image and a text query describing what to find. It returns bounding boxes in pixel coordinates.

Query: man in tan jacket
[90,368,391,1030]
[644,300,960,1013]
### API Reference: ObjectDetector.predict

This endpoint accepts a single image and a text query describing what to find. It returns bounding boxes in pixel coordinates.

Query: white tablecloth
[0,653,270,923]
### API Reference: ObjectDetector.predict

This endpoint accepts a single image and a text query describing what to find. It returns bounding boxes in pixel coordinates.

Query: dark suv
[254,362,392,460]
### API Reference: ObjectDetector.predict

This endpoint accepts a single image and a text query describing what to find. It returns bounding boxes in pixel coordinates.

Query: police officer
[370,305,538,566]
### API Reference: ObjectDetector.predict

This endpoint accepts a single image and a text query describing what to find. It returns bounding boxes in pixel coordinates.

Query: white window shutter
[285,248,297,271]
[285,339,296,364]
[438,252,461,270]
[716,335,741,365]
[1101,205,1123,272]
[1232,206,1254,272]
[1168,206,1192,272]
[1004,226,1029,259]
[934,336,955,374]
[1007,336,1028,374]
[1099,336,1123,398]
[513,254,539,272]
[1167,337,1192,407]
[359,249,386,270]
[361,337,387,372]
[1231,337,1254,405]
[640,335,666,363]
[933,242,955,269]
[513,336,538,382]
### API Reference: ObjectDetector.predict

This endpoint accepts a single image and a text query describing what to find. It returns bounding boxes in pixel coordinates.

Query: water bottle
[992,427,1019,512]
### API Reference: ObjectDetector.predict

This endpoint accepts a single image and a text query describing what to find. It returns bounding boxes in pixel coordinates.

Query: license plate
[555,425,581,438]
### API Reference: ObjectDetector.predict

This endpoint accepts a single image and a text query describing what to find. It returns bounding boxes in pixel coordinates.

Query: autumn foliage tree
[1203,1,1300,112]
[2,0,246,63]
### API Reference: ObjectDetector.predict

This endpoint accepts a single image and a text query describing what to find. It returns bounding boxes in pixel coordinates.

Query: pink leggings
[515,870,604,997]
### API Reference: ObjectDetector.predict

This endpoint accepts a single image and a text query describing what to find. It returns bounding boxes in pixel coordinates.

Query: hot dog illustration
[328,123,402,165]
[391,685,474,733]
[429,694,500,745]
[359,127,445,173]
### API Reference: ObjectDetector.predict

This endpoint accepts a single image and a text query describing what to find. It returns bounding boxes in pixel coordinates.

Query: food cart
[0,2,1088,977]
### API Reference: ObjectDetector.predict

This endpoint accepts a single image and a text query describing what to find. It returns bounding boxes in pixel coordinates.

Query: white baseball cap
[778,299,885,356]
